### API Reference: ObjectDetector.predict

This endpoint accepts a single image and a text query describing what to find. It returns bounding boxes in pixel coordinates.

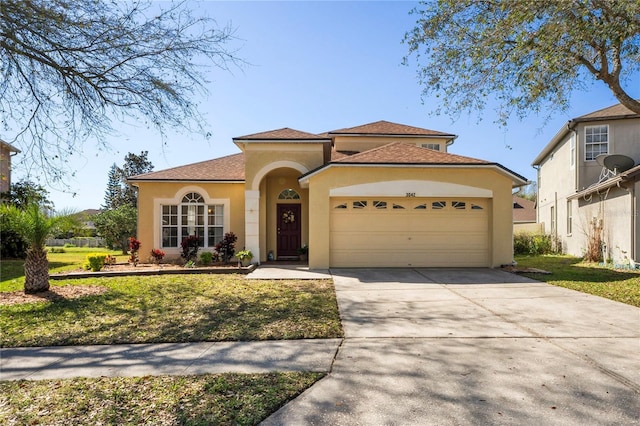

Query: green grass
[1,274,342,347]
[1,246,128,290]
[515,254,640,307]
[0,372,324,425]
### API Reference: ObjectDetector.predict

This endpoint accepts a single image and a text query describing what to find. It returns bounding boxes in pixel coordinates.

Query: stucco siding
[537,132,576,242]
[571,188,632,264]
[136,181,245,261]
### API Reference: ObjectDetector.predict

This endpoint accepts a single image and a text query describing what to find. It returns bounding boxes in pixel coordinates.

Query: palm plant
[0,203,76,293]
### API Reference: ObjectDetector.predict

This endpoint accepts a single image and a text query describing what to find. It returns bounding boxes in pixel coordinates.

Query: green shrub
[200,251,213,265]
[48,247,66,253]
[63,243,76,248]
[84,253,109,272]
[514,233,554,256]
[1,229,28,259]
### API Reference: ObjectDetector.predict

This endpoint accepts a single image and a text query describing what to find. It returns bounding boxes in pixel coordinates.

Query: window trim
[566,200,572,236]
[154,186,230,254]
[569,134,575,168]
[584,124,609,161]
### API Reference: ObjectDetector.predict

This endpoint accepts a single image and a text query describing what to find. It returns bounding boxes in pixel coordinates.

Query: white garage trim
[329,180,493,198]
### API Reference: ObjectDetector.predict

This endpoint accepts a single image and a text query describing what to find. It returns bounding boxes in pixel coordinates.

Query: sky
[11,0,640,211]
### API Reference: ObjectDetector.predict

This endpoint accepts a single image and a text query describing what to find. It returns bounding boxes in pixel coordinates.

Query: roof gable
[233,127,327,140]
[332,142,489,165]
[328,120,455,137]
[129,153,245,182]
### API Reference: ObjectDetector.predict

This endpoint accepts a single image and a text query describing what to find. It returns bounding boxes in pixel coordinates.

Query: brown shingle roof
[128,153,245,182]
[233,128,327,140]
[328,120,455,137]
[332,142,489,165]
[513,196,536,222]
[575,102,639,121]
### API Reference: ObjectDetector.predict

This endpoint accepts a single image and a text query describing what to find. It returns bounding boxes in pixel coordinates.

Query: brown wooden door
[277,204,301,258]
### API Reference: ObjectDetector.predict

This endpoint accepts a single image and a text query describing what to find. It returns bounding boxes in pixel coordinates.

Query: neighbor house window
[585,125,608,161]
[421,143,441,151]
[161,192,224,248]
[567,200,572,235]
[550,206,556,234]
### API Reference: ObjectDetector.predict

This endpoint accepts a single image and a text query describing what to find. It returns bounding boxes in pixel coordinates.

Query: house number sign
[406,193,416,197]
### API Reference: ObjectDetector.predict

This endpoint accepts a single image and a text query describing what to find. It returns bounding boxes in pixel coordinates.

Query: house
[129,120,528,268]
[0,139,20,193]
[512,195,540,233]
[532,103,640,265]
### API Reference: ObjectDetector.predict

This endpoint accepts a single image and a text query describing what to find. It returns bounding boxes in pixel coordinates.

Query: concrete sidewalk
[0,339,342,381]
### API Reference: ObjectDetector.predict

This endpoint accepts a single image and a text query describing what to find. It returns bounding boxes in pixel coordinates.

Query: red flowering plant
[128,237,141,266]
[150,248,165,264]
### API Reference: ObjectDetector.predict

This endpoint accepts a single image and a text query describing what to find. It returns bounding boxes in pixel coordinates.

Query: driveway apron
[262,268,640,425]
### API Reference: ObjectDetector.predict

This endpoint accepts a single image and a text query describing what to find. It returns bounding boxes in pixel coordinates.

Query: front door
[277,204,301,258]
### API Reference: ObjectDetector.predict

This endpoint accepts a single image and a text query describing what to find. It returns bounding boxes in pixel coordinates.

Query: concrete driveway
[263,268,640,425]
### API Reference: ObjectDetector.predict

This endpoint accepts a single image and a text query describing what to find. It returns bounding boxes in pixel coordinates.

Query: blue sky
[13,1,639,210]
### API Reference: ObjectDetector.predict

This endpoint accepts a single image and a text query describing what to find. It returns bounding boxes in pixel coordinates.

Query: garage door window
[393,203,406,209]
[373,200,387,209]
[414,203,427,210]
[453,201,466,210]
[353,200,367,209]
[432,201,446,209]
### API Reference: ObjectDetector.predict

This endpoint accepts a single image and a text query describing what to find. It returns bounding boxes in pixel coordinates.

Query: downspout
[532,164,540,225]
[631,184,637,266]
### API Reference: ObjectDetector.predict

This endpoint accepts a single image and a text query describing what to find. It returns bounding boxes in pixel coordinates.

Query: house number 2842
[406,193,416,197]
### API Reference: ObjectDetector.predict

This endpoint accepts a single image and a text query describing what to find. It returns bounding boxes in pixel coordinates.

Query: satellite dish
[603,154,635,174]
[595,154,608,167]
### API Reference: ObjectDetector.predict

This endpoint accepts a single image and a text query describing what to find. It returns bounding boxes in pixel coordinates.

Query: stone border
[50,263,258,280]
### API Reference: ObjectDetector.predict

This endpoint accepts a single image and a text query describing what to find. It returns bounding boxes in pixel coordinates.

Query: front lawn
[515,255,640,307]
[1,274,342,347]
[0,372,323,425]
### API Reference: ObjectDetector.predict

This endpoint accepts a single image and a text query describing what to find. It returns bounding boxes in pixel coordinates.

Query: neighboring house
[130,120,527,268]
[532,103,640,265]
[0,139,20,193]
[512,195,540,233]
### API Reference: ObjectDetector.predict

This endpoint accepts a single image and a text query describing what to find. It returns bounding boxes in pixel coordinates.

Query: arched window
[278,188,300,200]
[161,192,224,248]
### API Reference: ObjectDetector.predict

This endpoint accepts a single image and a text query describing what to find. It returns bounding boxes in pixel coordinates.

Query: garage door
[330,197,490,267]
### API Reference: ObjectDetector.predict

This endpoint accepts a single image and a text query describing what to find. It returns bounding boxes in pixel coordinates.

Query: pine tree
[103,164,123,209]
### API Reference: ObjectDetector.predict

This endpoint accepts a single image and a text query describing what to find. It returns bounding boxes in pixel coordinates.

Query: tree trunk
[24,247,50,294]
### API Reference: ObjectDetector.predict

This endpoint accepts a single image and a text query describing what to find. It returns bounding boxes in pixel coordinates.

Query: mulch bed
[0,285,108,306]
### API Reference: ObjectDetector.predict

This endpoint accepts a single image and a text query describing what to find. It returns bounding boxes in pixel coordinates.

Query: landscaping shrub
[63,243,76,248]
[181,235,201,263]
[48,247,66,253]
[84,253,110,271]
[150,248,165,264]
[514,233,554,255]
[200,251,214,265]
[215,232,237,263]
[128,237,141,266]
